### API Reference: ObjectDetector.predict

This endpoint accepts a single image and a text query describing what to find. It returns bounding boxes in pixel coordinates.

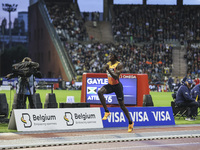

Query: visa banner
[100,107,175,127]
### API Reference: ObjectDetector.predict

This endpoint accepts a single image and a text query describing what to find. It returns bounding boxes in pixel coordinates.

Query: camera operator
[6,57,42,109]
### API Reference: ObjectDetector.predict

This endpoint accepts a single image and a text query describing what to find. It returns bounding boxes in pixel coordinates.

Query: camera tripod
[15,76,36,109]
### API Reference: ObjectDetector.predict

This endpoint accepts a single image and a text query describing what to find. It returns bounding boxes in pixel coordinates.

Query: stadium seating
[64,42,173,84]
[45,1,88,41]
[112,5,200,43]
[43,1,200,85]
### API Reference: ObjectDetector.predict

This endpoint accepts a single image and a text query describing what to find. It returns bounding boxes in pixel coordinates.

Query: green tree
[1,45,28,76]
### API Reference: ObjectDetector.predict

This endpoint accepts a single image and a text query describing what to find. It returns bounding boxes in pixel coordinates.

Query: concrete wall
[28,2,68,81]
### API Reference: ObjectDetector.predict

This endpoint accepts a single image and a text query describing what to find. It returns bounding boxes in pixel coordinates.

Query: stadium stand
[43,2,181,84]
[29,0,200,86]
[185,42,200,77]
[65,42,173,84]
[45,0,88,41]
[112,5,200,43]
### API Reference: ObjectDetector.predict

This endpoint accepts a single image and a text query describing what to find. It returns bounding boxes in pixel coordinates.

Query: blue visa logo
[101,107,175,128]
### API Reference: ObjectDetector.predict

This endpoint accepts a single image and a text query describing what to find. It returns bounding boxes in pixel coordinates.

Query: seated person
[191,84,200,103]
[172,76,186,100]
[175,78,198,121]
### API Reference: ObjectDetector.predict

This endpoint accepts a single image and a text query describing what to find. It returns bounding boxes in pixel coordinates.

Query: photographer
[6,57,42,109]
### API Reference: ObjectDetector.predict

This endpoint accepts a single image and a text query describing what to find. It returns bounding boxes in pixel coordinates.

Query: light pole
[2,3,18,49]
[0,18,6,76]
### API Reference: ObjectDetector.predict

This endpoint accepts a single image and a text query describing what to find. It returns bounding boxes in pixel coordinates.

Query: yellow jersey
[106,61,120,85]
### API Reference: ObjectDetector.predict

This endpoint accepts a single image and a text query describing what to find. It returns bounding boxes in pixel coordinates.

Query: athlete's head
[109,51,118,61]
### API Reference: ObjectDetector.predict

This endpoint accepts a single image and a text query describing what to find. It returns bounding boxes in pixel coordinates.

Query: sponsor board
[8,108,103,131]
[101,107,175,127]
[2,78,59,87]
[86,78,137,105]
[0,85,11,90]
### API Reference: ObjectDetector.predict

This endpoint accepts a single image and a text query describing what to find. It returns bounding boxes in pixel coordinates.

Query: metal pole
[0,26,4,76]
[51,84,53,94]
[2,27,4,52]
[2,3,18,49]
[9,11,12,49]
[0,51,1,76]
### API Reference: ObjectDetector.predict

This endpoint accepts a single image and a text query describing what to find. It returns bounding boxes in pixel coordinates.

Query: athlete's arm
[106,63,123,80]
[102,64,109,71]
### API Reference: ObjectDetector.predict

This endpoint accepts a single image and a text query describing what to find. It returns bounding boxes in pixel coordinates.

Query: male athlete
[98,52,134,133]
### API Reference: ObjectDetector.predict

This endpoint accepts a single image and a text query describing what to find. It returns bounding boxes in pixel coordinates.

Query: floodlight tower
[2,3,18,49]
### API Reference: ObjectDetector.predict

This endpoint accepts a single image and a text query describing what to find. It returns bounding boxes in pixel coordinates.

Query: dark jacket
[175,83,195,104]
[191,84,200,100]
[168,77,173,85]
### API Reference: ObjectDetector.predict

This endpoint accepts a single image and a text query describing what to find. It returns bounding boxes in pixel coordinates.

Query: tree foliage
[1,45,28,76]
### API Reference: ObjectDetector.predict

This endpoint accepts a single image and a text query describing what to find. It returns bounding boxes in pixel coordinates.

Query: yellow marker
[196,95,198,102]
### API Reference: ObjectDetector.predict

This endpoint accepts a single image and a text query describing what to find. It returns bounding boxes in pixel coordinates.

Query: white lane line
[90,142,200,150]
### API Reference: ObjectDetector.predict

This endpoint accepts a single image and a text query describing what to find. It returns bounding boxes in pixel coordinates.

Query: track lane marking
[90,142,200,150]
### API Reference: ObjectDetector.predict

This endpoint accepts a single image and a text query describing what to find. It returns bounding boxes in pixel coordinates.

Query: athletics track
[0,124,200,150]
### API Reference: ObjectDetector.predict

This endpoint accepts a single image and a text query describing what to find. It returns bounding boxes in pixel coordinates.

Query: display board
[86,77,137,105]
[81,73,149,107]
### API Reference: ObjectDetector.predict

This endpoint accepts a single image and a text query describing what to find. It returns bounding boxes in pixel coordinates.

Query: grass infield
[0,90,200,132]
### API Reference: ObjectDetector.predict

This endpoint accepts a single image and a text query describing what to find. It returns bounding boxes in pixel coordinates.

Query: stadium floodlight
[2,3,18,49]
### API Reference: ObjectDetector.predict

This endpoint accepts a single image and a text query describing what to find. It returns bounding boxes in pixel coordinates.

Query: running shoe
[102,112,111,120]
[128,122,134,133]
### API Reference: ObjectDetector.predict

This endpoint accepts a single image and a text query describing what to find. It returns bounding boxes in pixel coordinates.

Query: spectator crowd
[112,5,200,43]
[65,42,173,84]
[43,1,200,86]
[185,42,200,76]
[45,1,88,41]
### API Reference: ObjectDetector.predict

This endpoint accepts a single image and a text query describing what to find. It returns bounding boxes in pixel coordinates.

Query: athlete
[98,52,134,133]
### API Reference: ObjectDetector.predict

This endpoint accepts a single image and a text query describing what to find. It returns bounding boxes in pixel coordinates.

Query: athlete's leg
[118,100,133,133]
[115,82,133,132]
[98,86,109,112]
[118,100,132,124]
[98,86,111,120]
[114,83,132,123]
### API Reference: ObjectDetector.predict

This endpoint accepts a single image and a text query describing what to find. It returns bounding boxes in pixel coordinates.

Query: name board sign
[101,107,175,127]
[8,108,103,131]
[86,77,137,105]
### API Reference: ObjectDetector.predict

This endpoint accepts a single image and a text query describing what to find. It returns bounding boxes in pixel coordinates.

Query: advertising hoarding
[100,107,175,127]
[8,108,103,131]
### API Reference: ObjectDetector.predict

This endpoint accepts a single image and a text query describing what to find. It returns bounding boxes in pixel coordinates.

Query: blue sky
[77,0,200,12]
[0,0,29,26]
[0,0,200,27]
